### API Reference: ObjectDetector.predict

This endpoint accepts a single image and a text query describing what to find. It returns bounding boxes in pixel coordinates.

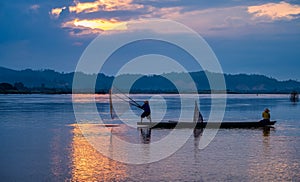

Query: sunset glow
[74,19,127,31]
[62,18,127,35]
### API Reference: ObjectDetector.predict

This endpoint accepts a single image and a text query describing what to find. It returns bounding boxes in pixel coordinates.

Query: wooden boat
[137,101,276,129]
[137,121,276,129]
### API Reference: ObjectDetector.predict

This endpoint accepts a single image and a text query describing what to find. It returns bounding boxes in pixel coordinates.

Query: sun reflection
[70,124,127,181]
[72,94,110,103]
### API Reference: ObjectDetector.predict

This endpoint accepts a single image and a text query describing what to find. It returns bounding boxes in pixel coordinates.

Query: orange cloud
[51,7,66,18]
[69,0,101,13]
[49,1,300,37]
[248,1,300,20]
[68,0,144,14]
[50,0,144,18]
[62,18,128,36]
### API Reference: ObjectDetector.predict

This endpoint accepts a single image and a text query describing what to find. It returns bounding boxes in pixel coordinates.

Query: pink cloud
[248,1,300,20]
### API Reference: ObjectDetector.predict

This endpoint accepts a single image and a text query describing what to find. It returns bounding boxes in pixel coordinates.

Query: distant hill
[0,66,299,94]
[0,67,73,88]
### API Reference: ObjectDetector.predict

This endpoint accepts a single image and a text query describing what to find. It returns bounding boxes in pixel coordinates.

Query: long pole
[112,86,142,108]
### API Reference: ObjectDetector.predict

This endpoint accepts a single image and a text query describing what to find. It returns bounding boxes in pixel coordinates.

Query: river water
[0,94,299,181]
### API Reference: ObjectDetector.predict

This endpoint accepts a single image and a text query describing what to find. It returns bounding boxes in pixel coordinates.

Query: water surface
[0,94,299,181]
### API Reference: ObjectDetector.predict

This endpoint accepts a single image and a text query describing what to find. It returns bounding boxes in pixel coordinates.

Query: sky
[0,0,300,80]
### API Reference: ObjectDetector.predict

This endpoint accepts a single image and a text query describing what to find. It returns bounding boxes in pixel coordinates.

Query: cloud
[50,0,145,18]
[151,6,251,36]
[50,1,300,37]
[68,0,101,13]
[247,1,300,21]
[51,1,245,36]
[143,7,183,19]
[30,4,40,11]
[62,18,128,36]
[50,7,66,19]
[28,4,40,14]
[146,3,300,36]
[68,0,144,14]
[73,42,84,46]
[49,0,148,35]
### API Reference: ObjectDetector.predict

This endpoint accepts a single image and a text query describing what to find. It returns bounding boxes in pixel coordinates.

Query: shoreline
[0,91,294,95]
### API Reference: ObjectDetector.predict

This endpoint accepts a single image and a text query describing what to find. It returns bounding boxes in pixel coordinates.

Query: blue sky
[0,0,300,80]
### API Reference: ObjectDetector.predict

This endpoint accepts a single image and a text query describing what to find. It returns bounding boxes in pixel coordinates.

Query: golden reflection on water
[70,124,127,181]
[72,94,108,103]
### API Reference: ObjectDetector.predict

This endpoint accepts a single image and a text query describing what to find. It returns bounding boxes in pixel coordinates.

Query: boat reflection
[70,124,127,181]
[193,128,203,138]
[262,126,272,137]
[193,128,204,151]
[140,128,151,144]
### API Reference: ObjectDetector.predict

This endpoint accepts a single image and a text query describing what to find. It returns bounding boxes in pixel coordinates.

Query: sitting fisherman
[139,100,151,122]
[261,108,270,123]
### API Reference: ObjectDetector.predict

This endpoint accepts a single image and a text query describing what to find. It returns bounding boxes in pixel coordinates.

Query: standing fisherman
[139,100,151,122]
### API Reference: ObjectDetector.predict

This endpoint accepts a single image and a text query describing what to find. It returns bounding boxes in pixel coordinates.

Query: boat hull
[137,121,276,129]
